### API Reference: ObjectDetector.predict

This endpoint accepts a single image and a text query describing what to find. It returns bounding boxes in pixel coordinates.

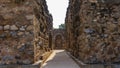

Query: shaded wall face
[33,0,53,62]
[65,0,120,64]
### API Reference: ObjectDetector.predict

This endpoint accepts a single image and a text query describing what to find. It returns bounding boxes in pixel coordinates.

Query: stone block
[17,32,24,36]
[4,25,10,30]
[26,15,34,20]
[20,26,26,31]
[27,25,33,31]
[10,25,18,31]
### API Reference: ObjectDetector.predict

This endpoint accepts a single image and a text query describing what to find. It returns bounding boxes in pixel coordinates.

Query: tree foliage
[59,24,65,29]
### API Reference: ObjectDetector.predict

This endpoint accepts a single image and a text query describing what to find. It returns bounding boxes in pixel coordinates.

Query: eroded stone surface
[0,0,53,65]
[65,0,120,64]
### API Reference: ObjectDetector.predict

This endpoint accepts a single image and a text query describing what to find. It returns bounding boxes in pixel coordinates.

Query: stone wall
[0,0,52,65]
[65,0,120,64]
[33,0,53,62]
[52,29,65,49]
[0,65,40,68]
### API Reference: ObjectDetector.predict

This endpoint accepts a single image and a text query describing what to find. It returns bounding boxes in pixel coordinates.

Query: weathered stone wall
[0,0,52,65]
[33,0,53,62]
[0,65,40,68]
[52,29,65,49]
[65,0,120,64]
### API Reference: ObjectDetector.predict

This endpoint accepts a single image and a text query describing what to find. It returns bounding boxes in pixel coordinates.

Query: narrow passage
[42,50,80,68]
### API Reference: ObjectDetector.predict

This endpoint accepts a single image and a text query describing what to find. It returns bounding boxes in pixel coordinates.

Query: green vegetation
[59,24,65,29]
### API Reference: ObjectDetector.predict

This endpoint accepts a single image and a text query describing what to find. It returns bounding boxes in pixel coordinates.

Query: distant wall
[52,29,66,49]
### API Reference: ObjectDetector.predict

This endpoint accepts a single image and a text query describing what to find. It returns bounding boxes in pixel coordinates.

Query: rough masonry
[52,29,66,49]
[0,0,52,65]
[65,0,120,64]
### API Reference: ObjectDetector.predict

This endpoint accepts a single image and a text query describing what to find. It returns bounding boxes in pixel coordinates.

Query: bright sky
[46,0,69,28]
